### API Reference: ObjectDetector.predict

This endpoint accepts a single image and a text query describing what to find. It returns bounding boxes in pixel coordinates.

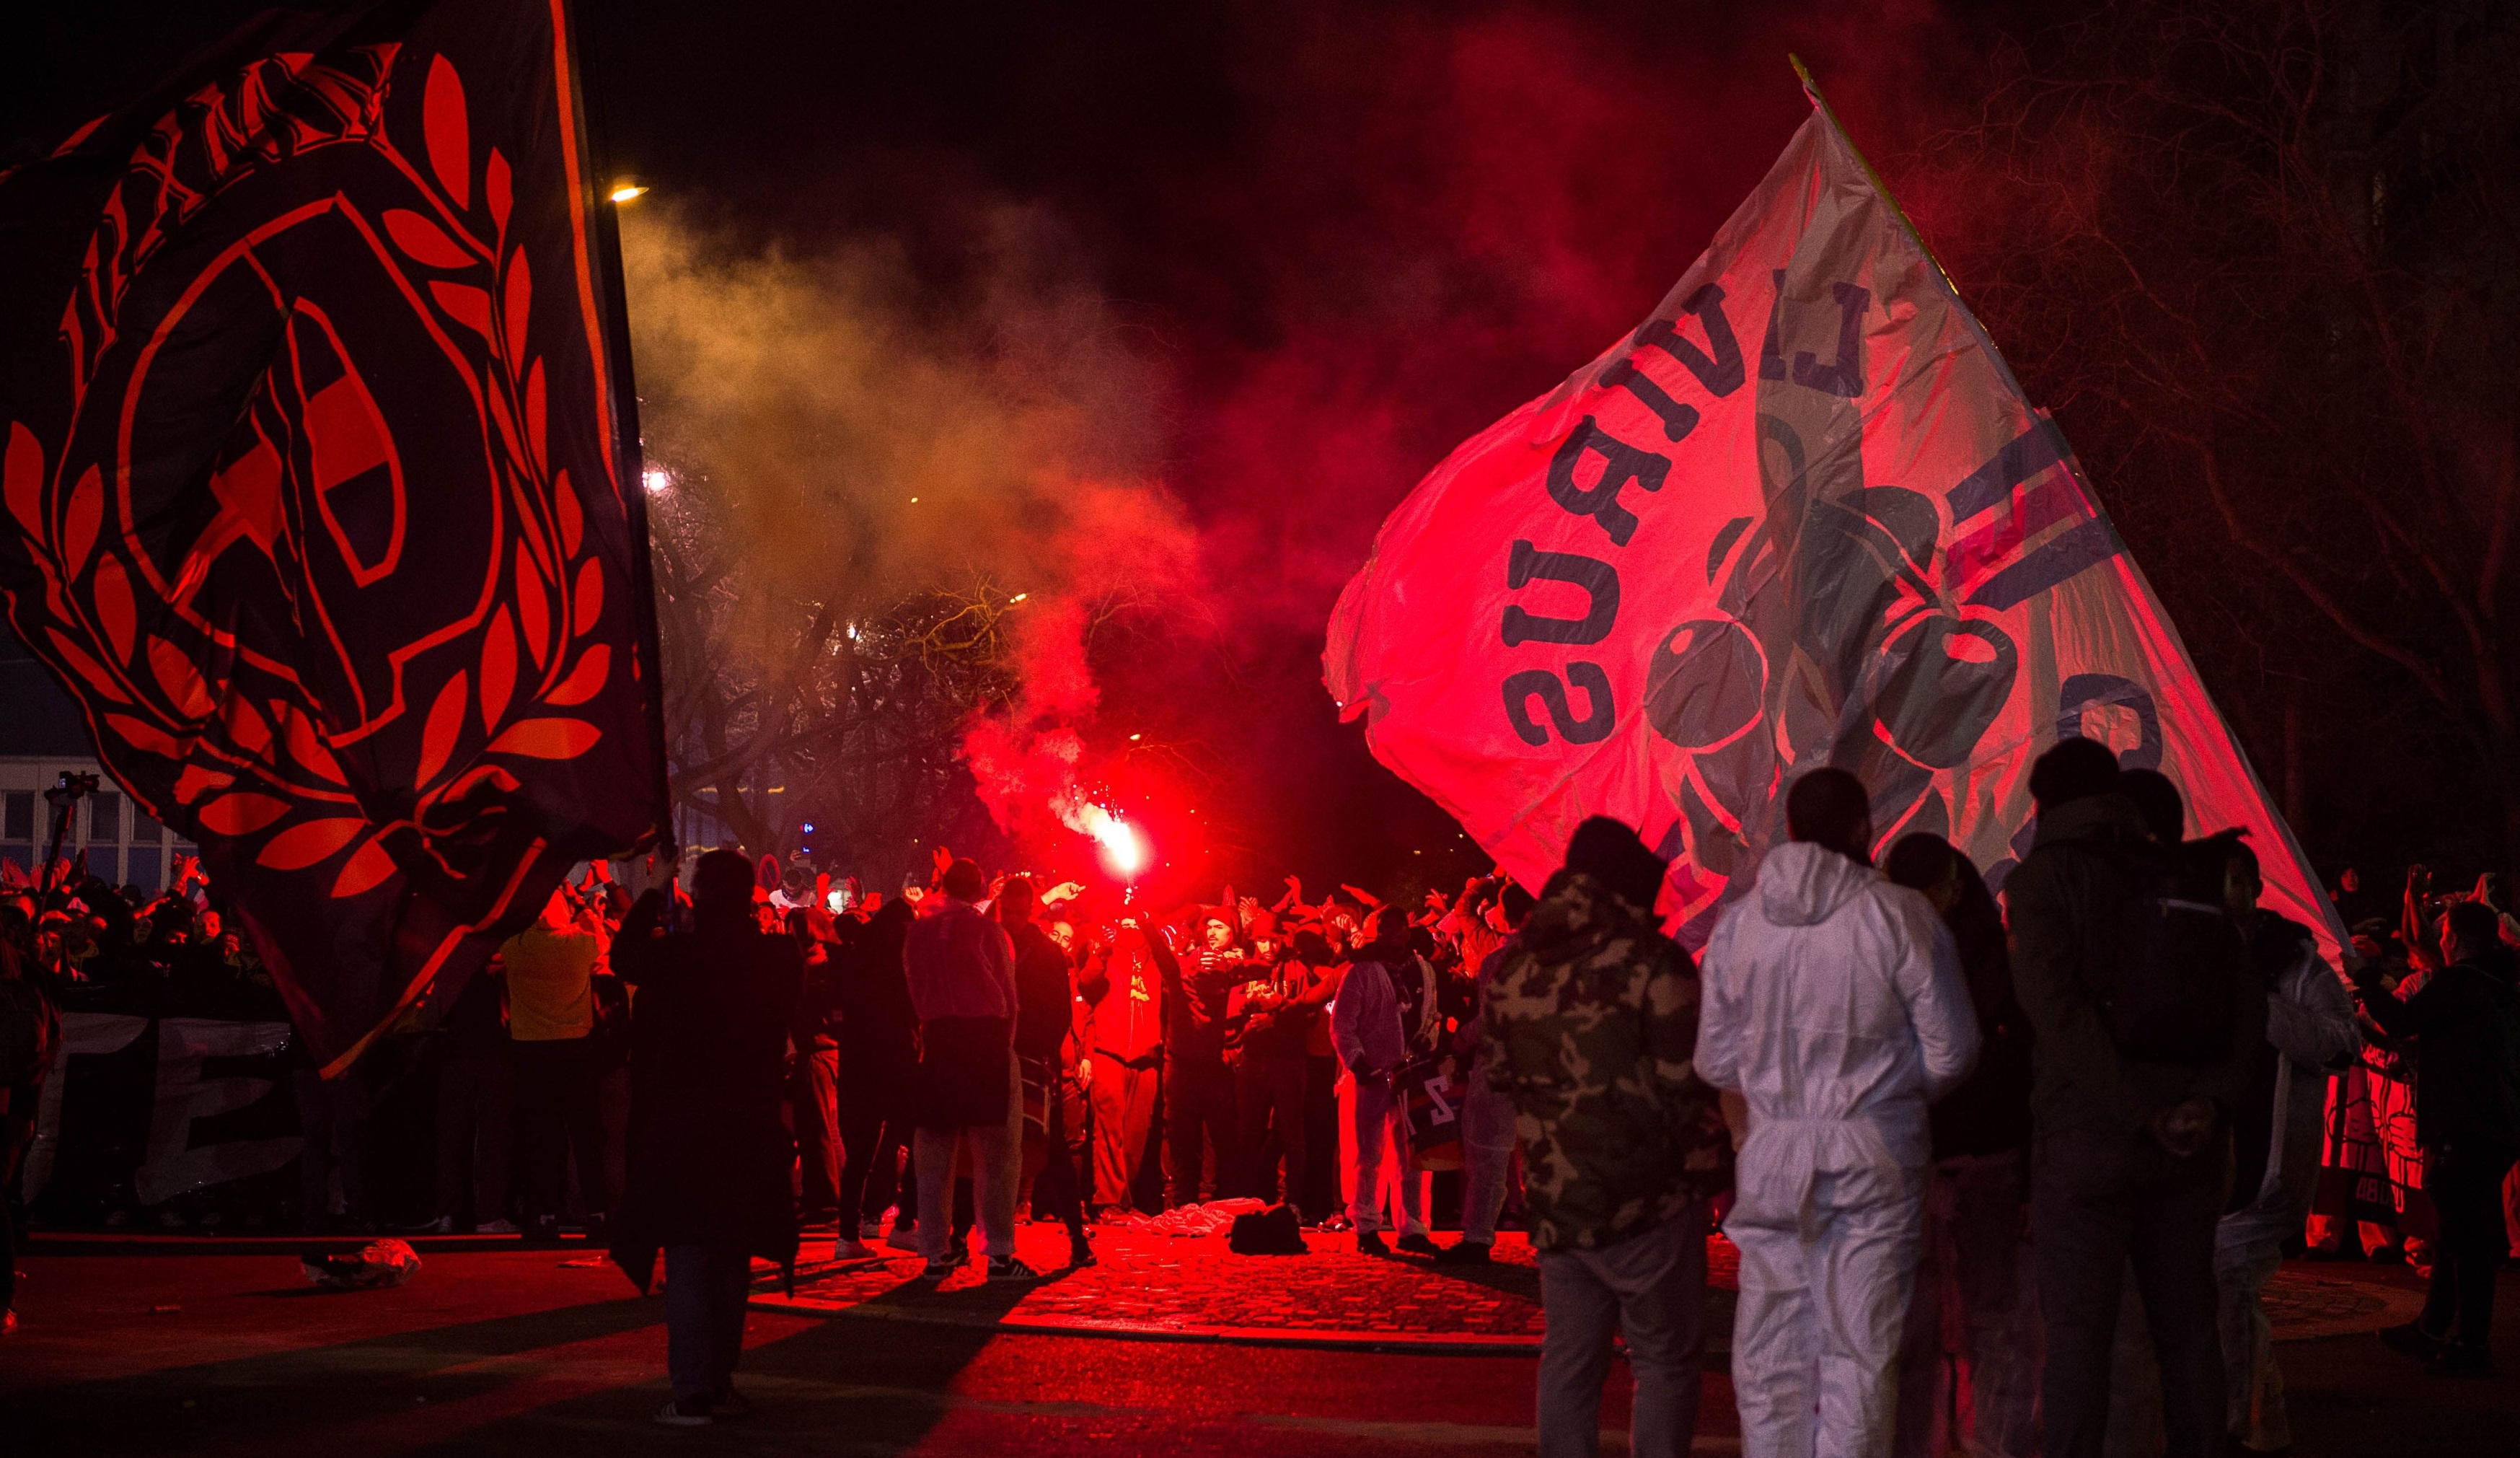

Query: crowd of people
[4,737,2518,1452]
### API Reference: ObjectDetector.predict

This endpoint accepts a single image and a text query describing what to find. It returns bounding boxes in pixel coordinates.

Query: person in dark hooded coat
[609,850,803,1426]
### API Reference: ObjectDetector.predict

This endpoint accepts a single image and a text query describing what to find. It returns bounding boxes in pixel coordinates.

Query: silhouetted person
[2359,899,2520,1377]
[1447,881,1534,1264]
[1160,914,1243,1208]
[1884,831,2039,1458]
[2006,738,2260,1458]
[1001,876,1093,1270]
[831,895,917,1251]
[2213,835,2357,1447]
[610,852,803,1426]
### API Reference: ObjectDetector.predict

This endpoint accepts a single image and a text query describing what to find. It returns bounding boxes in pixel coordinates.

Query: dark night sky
[1,1,2027,895]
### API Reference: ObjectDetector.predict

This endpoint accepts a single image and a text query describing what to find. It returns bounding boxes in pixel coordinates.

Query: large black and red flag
[0,0,671,1071]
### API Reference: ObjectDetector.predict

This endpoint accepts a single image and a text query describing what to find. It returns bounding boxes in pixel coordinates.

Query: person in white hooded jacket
[1698,768,1981,1458]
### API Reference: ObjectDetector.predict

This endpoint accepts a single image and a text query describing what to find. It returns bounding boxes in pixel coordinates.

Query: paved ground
[765,1221,2418,1351]
[1,1234,2512,1457]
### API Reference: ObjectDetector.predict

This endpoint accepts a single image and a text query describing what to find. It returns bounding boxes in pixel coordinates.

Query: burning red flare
[1066,799,1144,879]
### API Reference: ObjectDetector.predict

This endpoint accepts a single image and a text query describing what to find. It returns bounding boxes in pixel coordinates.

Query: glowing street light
[643,466,671,493]
[609,179,650,204]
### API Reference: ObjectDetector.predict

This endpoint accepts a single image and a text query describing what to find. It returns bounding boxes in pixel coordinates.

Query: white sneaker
[884,1222,920,1253]
[858,1220,886,1241]
[987,1255,1046,1283]
[475,1218,521,1235]
[830,1237,876,1260]
[654,1398,712,1427]
[423,1216,456,1234]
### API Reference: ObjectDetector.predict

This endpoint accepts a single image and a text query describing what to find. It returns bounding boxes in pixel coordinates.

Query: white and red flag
[1323,71,2341,955]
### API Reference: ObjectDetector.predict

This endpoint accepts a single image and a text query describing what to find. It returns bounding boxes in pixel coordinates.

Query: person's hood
[1520,870,1652,965]
[1753,840,1879,927]
[2029,790,2149,851]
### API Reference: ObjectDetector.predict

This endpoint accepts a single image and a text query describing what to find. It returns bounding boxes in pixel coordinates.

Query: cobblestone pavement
[757,1221,2418,1349]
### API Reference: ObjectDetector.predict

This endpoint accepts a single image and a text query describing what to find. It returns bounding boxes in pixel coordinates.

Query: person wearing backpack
[2355,897,2520,1377]
[2005,737,2263,1458]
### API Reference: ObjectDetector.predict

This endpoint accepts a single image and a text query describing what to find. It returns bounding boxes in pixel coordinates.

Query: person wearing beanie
[1482,815,1735,1458]
[1697,768,1980,1458]
[2006,737,2261,1458]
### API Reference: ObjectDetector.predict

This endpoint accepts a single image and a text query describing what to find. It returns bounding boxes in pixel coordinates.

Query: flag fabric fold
[0,0,668,1069]
[1324,81,2340,958]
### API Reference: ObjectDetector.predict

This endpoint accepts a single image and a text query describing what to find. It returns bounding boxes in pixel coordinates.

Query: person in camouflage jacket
[1480,816,1732,1458]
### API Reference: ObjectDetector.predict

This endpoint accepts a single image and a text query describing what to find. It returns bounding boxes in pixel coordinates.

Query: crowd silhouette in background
[3,736,2517,1452]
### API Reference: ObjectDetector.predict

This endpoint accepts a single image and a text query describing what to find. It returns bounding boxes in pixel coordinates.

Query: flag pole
[571,0,679,867]
[1787,53,2048,434]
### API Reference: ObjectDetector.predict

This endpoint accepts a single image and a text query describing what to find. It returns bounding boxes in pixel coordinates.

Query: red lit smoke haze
[599,0,1987,887]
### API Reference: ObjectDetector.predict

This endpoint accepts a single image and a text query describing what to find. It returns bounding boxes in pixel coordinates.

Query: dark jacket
[832,899,916,1061]
[1010,922,1075,1063]
[1158,940,1239,1066]
[1929,877,2033,1160]
[2005,791,2262,1140]
[608,903,803,1294]
[2359,957,2520,1154]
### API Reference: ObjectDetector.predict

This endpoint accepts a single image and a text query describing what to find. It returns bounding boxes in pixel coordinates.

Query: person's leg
[1235,1058,1277,1199]
[663,1244,714,1408]
[2435,1146,2514,1351]
[972,1055,1022,1259]
[1088,1063,1126,1211]
[1200,1059,1239,1202]
[1303,1054,1339,1219]
[2213,1194,2291,1451]
[511,1042,561,1229]
[1605,1205,1707,1458]
[1272,1058,1309,1212]
[836,1063,881,1231]
[708,1244,752,1397]
[435,1048,478,1225]
[1349,1077,1392,1231]
[1461,1078,1515,1244]
[1037,1079,1087,1240]
[1163,1058,1200,1208]
[912,1128,956,1265]
[0,1111,24,1315]
[797,1047,842,1216]
[1536,1243,1621,1458]
[1893,1161,1955,1458]
[291,1066,336,1227]
[1812,1170,1926,1458]
[1386,1096,1427,1235]
[476,1048,514,1225]
[2127,1149,2229,1458]
[2035,1133,2137,1458]
[560,1039,609,1224]
[1727,1211,1818,1458]
[1947,1149,2039,1458]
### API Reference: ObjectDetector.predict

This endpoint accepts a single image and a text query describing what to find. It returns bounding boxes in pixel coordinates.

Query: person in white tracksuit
[1698,768,1981,1458]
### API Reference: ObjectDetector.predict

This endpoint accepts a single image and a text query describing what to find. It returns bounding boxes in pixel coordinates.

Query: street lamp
[609,178,650,204]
